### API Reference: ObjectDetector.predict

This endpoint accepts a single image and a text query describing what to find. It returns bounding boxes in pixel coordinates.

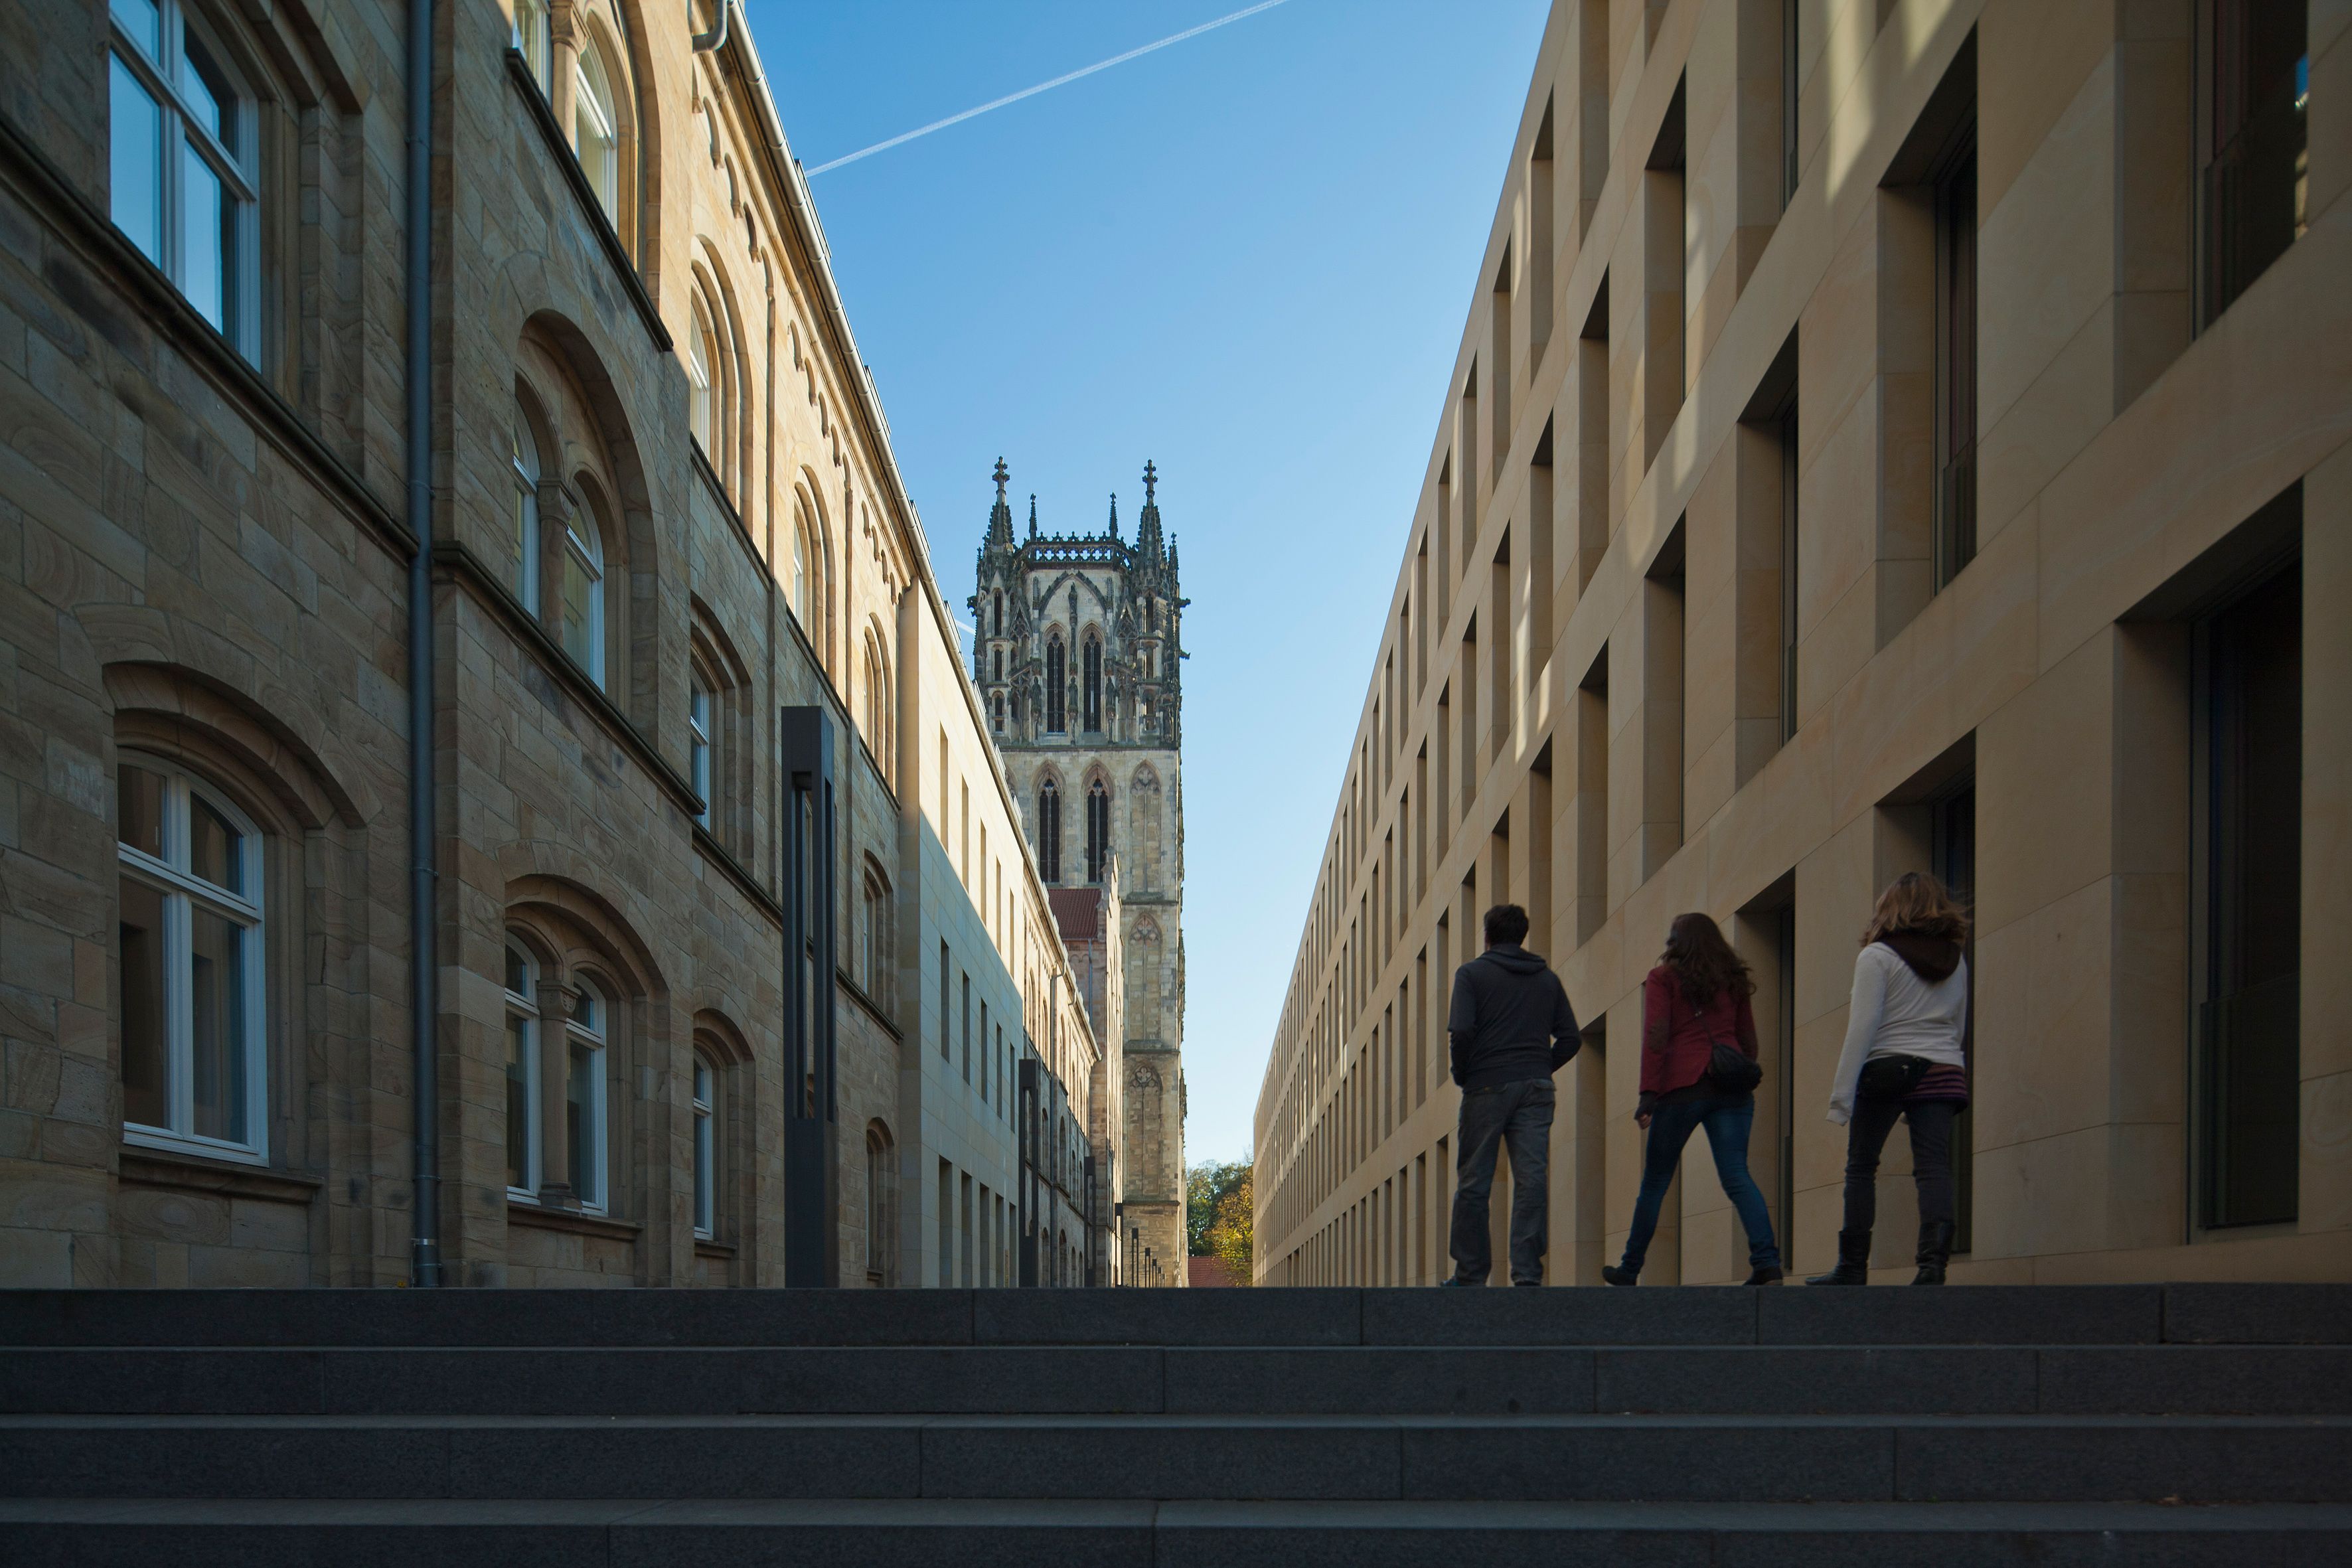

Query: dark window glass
[118,876,168,1128]
[2196,560,2301,1228]
[1934,133,1978,587]
[1039,782,1061,883]
[1083,636,1103,732]
[1046,637,1065,733]
[1932,782,1976,1251]
[118,764,166,860]
[1086,780,1109,884]
[1778,407,1799,741]
[2198,1,2308,327]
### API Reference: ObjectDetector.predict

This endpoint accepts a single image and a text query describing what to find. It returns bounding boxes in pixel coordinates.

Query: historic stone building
[0,0,1130,1289]
[974,462,1189,1277]
[1255,0,2349,1286]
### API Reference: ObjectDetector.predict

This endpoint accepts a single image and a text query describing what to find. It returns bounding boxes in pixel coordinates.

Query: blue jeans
[1618,1091,1780,1274]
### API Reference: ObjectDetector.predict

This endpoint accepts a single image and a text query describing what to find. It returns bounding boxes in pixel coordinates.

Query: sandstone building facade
[974,463,1189,1276]
[1255,0,2348,1285]
[0,0,1138,1288]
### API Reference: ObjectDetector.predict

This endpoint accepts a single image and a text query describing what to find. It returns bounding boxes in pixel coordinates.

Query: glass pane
[505,1014,531,1190]
[181,31,230,144]
[110,55,163,263]
[693,1107,713,1232]
[111,0,160,58]
[118,763,166,858]
[119,876,169,1129]
[505,945,530,1000]
[187,792,241,894]
[567,1042,600,1204]
[694,1061,712,1105]
[181,137,229,331]
[188,907,248,1144]
[562,550,594,668]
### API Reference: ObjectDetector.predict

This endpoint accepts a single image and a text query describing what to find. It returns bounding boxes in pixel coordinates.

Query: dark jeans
[1448,1077,1555,1285]
[1841,1097,1958,1234]
[1618,1091,1780,1275]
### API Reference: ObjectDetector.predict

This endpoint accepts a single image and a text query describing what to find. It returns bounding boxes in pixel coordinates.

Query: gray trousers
[1448,1077,1555,1285]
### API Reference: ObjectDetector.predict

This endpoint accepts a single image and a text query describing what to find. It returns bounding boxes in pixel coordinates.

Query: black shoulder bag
[1689,988,1763,1096]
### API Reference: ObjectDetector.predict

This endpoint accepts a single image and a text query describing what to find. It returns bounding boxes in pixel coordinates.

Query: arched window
[691,1053,717,1239]
[862,631,892,775]
[503,939,540,1194]
[688,661,714,828]
[1038,779,1061,883]
[573,37,620,219]
[513,0,550,88]
[116,756,266,1160]
[1045,635,1065,733]
[686,287,717,461]
[992,591,1002,636]
[562,497,605,684]
[1082,633,1103,732]
[511,411,541,613]
[791,497,816,635]
[865,1122,896,1287]
[1085,777,1109,884]
[992,694,1005,734]
[566,979,608,1212]
[108,0,262,356]
[992,647,1004,682]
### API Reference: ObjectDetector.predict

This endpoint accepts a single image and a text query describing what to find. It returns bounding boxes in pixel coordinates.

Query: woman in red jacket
[1603,912,1783,1286]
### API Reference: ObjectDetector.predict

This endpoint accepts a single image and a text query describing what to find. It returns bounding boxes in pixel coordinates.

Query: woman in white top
[1807,872,1972,1287]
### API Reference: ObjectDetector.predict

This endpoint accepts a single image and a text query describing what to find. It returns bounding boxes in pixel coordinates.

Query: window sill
[694,1237,736,1259]
[506,1200,640,1243]
[119,1144,323,1205]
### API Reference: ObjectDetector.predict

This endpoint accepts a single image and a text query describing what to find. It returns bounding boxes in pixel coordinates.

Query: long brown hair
[1859,870,1972,946]
[1660,912,1755,1007]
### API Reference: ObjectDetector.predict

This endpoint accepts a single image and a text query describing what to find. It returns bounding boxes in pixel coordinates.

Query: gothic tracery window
[1046,635,1066,733]
[1082,633,1103,732]
[1085,777,1109,884]
[1038,779,1061,883]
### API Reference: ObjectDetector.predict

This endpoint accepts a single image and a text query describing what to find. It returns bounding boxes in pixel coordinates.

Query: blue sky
[751,0,1551,1165]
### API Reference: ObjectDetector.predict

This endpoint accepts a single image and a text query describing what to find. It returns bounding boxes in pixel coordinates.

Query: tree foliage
[1186,1159,1253,1283]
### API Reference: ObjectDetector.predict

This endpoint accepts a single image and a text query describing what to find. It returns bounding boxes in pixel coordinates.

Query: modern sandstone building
[0,0,1143,1289]
[1254,0,2347,1286]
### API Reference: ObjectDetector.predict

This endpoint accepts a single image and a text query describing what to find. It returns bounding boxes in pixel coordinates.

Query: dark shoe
[1601,1265,1638,1287]
[1512,1279,1541,1287]
[1437,1275,1482,1288]
[1911,1219,1955,1285]
[1805,1228,1873,1287]
[1744,1265,1785,1286]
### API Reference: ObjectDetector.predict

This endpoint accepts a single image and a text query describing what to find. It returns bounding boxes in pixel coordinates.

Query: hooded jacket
[1825,932,1970,1125]
[1447,945,1581,1091]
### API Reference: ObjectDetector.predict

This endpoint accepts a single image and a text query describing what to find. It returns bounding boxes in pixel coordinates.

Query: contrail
[807,0,1293,176]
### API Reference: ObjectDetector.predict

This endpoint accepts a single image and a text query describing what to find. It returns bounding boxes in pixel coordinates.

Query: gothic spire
[984,457,1014,546]
[1107,493,1119,539]
[1028,493,1038,538]
[1135,458,1166,564]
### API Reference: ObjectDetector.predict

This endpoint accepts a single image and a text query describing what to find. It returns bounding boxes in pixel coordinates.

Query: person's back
[1439,904,1579,1287]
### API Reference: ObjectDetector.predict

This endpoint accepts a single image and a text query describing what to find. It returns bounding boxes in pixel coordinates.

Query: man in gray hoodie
[1441,904,1582,1287]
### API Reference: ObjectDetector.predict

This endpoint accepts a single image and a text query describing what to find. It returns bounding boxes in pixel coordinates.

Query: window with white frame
[791,498,816,634]
[116,756,267,1160]
[566,979,608,1210]
[108,0,261,356]
[561,502,605,683]
[689,666,714,828]
[573,37,620,220]
[691,1054,716,1239]
[686,293,715,457]
[862,862,892,1004]
[512,412,541,613]
[503,939,540,1195]
[512,0,550,89]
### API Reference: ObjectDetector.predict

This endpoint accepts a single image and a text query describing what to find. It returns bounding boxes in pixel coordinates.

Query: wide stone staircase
[2,1283,2348,1564]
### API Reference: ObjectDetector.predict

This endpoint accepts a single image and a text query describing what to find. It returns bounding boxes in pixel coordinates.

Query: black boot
[1744,1265,1784,1286]
[1911,1220,1954,1285]
[1805,1228,1872,1286]
[1601,1264,1638,1287]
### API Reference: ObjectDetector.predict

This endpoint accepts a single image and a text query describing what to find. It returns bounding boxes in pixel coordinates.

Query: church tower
[973,459,1188,1281]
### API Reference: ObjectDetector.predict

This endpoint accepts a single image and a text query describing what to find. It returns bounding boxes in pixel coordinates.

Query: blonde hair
[1860,870,1971,947]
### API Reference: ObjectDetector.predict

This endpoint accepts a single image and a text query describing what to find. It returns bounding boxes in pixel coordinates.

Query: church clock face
[971,458,1190,1269]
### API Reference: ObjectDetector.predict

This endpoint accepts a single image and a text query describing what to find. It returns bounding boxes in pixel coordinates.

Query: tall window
[567,980,608,1211]
[1779,404,1799,741]
[992,648,1004,682]
[108,0,260,355]
[512,0,549,88]
[1932,128,1978,587]
[573,39,621,220]
[691,1055,716,1239]
[1932,780,1977,1250]
[1045,635,1066,732]
[2194,555,2302,1229]
[992,694,1005,733]
[688,667,714,828]
[117,757,266,1160]
[687,289,718,461]
[1082,633,1103,732]
[862,864,892,1004]
[863,634,890,773]
[503,940,539,1194]
[2197,1,2308,328]
[991,592,1003,636]
[1085,778,1110,884]
[1780,0,1800,209]
[865,1125,894,1286]
[562,505,604,683]
[1038,780,1061,882]
[512,414,542,613]
[791,499,816,635]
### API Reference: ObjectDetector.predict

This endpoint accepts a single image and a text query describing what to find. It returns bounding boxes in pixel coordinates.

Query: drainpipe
[406,0,442,1287]
[691,0,730,52]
